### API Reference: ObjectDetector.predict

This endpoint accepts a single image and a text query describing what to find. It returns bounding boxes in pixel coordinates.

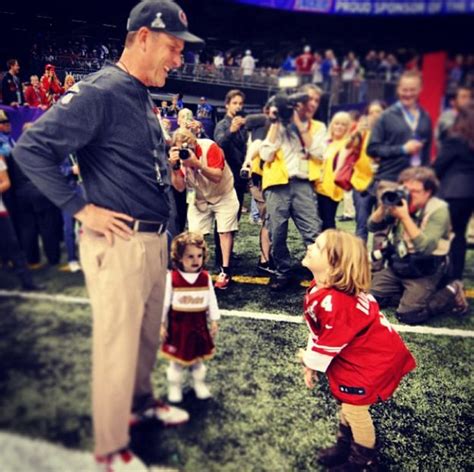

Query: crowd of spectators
[30,37,120,74]
[22,35,474,95]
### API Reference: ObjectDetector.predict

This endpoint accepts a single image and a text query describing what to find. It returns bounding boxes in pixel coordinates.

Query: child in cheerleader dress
[161,232,219,402]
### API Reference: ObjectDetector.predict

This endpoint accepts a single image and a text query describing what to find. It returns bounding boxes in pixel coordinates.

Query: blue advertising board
[234,0,474,15]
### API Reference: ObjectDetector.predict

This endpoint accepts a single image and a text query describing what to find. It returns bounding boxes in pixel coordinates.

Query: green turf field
[0,216,473,471]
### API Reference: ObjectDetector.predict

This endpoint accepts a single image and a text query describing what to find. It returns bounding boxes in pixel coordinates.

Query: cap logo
[151,12,166,29]
[178,10,188,27]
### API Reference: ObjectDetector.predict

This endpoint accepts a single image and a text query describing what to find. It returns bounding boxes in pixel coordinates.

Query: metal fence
[56,60,398,105]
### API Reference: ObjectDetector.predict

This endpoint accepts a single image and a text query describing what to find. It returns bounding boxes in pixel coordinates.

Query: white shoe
[129,400,189,427]
[167,383,183,403]
[68,260,82,272]
[153,401,190,426]
[96,450,148,472]
[193,381,212,400]
[191,363,212,399]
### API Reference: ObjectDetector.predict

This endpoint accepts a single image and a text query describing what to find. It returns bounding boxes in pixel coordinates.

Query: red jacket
[295,53,315,75]
[41,75,64,104]
[303,282,416,405]
[24,85,48,107]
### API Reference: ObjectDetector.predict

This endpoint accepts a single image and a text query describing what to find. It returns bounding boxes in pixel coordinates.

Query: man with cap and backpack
[13,1,204,470]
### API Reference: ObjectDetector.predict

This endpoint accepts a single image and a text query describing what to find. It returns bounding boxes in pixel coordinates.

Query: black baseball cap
[127,0,204,48]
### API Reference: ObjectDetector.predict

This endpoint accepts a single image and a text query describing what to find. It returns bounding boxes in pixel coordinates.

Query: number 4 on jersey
[321,295,333,312]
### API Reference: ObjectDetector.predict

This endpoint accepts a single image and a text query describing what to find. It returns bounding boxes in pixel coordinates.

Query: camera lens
[179,148,190,160]
[240,169,250,179]
[381,190,403,207]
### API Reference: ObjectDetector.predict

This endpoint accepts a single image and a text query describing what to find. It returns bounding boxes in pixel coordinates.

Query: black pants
[15,194,62,265]
[317,193,339,231]
[446,197,474,280]
[0,215,33,286]
[172,187,187,235]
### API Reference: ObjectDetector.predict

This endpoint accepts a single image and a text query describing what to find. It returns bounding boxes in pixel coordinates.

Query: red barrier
[419,52,447,159]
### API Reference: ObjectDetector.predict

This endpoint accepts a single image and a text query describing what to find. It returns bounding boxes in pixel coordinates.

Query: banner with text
[234,0,474,15]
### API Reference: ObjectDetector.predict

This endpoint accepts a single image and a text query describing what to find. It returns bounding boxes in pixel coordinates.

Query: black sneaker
[396,309,430,325]
[257,260,277,275]
[269,277,291,292]
[21,282,46,291]
[337,215,354,222]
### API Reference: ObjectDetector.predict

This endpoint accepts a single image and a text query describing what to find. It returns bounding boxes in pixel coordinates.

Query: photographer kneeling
[170,129,239,290]
[368,167,467,324]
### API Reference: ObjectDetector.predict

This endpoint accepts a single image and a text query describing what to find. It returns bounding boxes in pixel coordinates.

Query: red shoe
[214,271,230,290]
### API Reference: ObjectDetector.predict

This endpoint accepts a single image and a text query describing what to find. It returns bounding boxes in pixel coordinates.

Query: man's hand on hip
[74,203,134,245]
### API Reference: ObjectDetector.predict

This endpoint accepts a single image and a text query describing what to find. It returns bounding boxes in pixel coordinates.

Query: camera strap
[291,122,309,158]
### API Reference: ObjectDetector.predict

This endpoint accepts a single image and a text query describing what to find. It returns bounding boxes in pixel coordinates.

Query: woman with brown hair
[433,102,474,282]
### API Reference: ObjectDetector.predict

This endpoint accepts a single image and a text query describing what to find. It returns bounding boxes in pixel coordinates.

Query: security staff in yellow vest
[368,167,467,324]
[259,84,327,291]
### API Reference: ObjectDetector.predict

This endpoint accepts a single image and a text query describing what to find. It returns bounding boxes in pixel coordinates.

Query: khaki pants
[340,403,376,449]
[80,229,168,456]
[371,264,445,314]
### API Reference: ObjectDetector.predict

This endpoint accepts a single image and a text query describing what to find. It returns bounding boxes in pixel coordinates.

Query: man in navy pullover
[13,1,204,470]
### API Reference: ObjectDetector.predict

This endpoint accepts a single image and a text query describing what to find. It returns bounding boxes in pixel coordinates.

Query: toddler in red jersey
[160,232,219,403]
[301,229,416,471]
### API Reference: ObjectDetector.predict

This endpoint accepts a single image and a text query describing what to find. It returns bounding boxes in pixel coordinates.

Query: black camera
[239,168,250,180]
[380,188,410,207]
[179,142,190,160]
[272,93,310,126]
[235,110,246,118]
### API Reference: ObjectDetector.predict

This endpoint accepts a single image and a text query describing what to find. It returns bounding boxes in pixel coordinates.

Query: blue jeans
[353,190,376,243]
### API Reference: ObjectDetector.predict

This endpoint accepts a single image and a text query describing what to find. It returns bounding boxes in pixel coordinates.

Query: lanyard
[398,102,420,136]
[146,91,167,189]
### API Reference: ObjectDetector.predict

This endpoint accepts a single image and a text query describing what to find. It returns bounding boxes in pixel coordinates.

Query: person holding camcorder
[259,84,326,291]
[368,167,468,325]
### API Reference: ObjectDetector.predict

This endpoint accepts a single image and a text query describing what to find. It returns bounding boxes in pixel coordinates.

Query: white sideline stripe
[1,289,473,339]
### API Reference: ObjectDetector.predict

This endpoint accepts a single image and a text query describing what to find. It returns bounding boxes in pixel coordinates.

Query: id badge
[186,188,196,205]
[410,154,421,167]
[298,159,309,174]
[396,240,408,258]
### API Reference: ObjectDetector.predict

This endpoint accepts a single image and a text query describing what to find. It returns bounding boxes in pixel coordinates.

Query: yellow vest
[350,131,375,192]
[315,138,347,202]
[261,120,326,191]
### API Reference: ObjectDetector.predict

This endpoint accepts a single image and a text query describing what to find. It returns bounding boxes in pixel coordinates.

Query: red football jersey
[303,282,416,405]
